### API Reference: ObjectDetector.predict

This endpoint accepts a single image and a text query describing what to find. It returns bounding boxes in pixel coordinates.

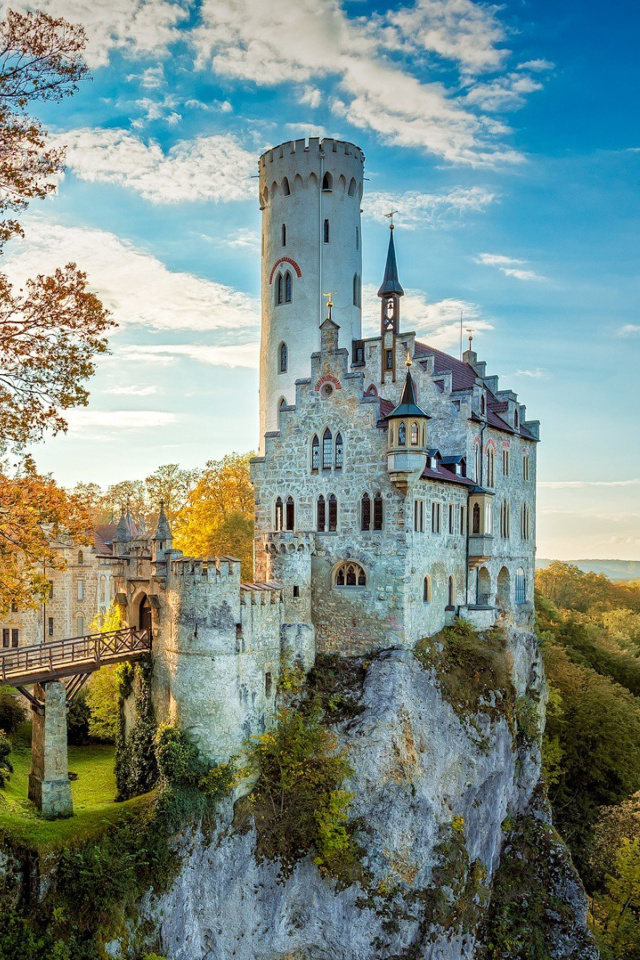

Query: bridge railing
[0,627,150,685]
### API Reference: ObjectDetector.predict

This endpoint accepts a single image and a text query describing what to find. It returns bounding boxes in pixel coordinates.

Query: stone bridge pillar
[28,681,73,819]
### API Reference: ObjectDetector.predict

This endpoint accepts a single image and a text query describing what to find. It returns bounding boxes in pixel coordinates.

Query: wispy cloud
[105,385,159,397]
[126,343,259,369]
[57,129,255,204]
[539,479,640,489]
[474,252,546,281]
[4,219,260,335]
[618,323,640,336]
[65,410,177,432]
[365,187,497,228]
[362,285,493,347]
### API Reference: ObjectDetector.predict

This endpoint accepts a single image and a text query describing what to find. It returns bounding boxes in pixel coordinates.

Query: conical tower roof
[387,368,430,420]
[153,500,172,541]
[115,507,137,542]
[377,227,404,297]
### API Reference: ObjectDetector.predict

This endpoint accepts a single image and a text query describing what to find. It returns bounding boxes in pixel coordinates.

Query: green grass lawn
[0,723,153,851]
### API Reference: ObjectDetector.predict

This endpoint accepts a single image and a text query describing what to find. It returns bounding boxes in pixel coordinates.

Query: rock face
[143,629,597,960]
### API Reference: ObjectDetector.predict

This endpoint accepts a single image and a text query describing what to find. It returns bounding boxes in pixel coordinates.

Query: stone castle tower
[259,138,365,441]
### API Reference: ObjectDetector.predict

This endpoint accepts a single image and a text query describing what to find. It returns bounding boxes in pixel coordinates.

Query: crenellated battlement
[261,531,316,556]
[240,582,282,605]
[169,555,242,581]
[259,138,364,208]
[259,137,365,167]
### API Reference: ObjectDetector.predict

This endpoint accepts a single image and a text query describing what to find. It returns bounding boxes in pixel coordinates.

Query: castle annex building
[3,137,539,778]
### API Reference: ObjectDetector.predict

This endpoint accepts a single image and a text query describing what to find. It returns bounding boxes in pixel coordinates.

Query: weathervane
[385,210,398,230]
[466,328,474,352]
[323,291,335,321]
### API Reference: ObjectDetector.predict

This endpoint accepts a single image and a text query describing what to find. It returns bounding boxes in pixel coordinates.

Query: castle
[4,138,539,770]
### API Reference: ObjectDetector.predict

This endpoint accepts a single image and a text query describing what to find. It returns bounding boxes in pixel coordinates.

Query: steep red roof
[93,524,117,554]
[379,398,394,419]
[414,342,477,391]
[422,463,477,487]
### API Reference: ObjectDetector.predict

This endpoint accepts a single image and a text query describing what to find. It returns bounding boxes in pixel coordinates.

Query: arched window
[323,428,333,469]
[361,493,371,531]
[323,219,330,243]
[275,497,284,531]
[487,448,495,487]
[448,576,455,608]
[373,493,383,531]
[317,495,326,532]
[398,422,406,446]
[277,397,286,427]
[500,500,510,538]
[282,177,290,196]
[472,502,481,534]
[423,576,431,603]
[334,561,366,587]
[285,496,295,531]
[328,494,338,531]
[322,172,332,191]
[335,432,343,469]
[284,271,292,303]
[475,444,481,482]
[78,550,84,564]
[348,177,357,197]
[515,568,526,604]
[523,455,530,481]
[521,503,530,540]
[411,421,419,445]
[282,223,286,246]
[279,342,288,373]
[311,434,319,473]
[276,273,283,305]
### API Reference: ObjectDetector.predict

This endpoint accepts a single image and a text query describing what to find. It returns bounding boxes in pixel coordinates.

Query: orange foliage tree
[0,11,112,615]
[175,453,255,579]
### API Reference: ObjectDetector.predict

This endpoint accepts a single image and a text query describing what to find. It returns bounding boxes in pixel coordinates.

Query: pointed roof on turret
[377,225,404,298]
[387,367,430,420]
[153,500,172,541]
[115,506,138,542]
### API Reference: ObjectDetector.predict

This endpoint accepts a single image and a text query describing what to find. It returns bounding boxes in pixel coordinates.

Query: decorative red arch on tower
[269,257,302,284]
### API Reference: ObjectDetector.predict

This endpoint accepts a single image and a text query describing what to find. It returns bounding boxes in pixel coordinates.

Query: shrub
[85,666,118,742]
[66,691,90,746]
[0,692,25,735]
[155,722,208,786]
[0,731,12,787]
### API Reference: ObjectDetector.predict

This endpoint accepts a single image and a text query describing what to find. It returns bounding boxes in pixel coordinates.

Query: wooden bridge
[1,627,151,820]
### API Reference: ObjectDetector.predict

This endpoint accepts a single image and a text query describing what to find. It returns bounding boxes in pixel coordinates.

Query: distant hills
[536,558,640,582]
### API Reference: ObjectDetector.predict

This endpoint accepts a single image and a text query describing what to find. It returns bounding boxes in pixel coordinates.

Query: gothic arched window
[311,435,319,473]
[361,493,371,531]
[276,273,283,305]
[279,342,288,373]
[398,422,406,446]
[328,494,338,531]
[487,448,495,487]
[317,495,326,532]
[285,496,295,531]
[275,497,284,531]
[334,561,366,588]
[472,502,481,534]
[322,172,332,191]
[282,177,290,196]
[335,432,343,469]
[373,493,383,531]
[411,421,419,445]
[322,429,333,470]
[515,568,526,604]
[284,271,292,303]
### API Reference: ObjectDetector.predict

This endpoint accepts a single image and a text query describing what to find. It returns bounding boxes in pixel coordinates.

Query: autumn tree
[0,11,112,613]
[175,452,254,578]
[145,463,198,526]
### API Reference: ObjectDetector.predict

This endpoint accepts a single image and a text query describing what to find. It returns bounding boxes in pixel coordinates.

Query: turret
[386,361,430,491]
[258,137,365,446]
[378,222,404,383]
[114,506,137,558]
[152,500,173,563]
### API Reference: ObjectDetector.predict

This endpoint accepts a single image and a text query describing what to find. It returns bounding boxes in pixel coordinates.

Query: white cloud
[299,86,322,109]
[518,59,554,72]
[57,128,255,204]
[126,343,259,368]
[539,479,640,489]
[0,0,190,68]
[504,369,546,379]
[105,385,159,396]
[3,218,260,335]
[191,0,536,166]
[464,72,543,112]
[228,228,260,249]
[365,186,497,227]
[362,284,493,348]
[475,252,545,281]
[619,324,640,336]
[65,409,177,432]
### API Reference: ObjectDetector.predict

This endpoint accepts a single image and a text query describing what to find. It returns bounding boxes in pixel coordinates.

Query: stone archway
[497,567,511,611]
[477,567,491,606]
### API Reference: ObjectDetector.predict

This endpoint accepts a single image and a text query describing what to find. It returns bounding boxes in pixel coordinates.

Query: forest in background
[537,562,640,958]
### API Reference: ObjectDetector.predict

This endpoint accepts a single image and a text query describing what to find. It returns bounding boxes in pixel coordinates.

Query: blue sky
[2,0,639,560]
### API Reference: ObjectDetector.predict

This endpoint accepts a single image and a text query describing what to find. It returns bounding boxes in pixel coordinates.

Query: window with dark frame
[373,493,383,531]
[361,493,371,531]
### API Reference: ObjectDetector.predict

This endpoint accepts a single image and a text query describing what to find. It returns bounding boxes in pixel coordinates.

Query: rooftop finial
[378,224,404,298]
[385,210,398,231]
[466,328,474,352]
[323,291,335,321]
[406,349,412,367]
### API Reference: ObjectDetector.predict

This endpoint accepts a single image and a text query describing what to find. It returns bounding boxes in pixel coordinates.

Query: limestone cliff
[139,628,597,960]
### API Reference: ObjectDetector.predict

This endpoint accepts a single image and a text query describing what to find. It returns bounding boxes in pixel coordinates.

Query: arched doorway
[477,567,491,606]
[138,594,152,641]
[497,567,511,611]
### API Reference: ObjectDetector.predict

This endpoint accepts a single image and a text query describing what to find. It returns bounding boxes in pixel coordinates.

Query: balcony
[468,534,494,563]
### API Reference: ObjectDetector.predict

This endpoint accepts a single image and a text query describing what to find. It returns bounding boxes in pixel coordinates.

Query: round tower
[258,137,365,445]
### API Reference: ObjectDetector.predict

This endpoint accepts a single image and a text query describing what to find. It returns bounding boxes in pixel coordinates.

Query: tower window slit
[323,219,330,243]
[282,223,286,246]
[279,342,288,373]
[285,496,295,531]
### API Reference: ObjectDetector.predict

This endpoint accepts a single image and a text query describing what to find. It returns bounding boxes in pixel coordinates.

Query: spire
[387,368,430,420]
[115,507,133,543]
[153,500,172,541]
[377,225,404,298]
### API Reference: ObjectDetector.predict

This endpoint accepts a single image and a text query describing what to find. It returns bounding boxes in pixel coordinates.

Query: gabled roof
[414,342,477,391]
[93,524,117,554]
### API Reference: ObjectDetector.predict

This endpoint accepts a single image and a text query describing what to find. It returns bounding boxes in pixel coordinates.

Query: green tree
[593,838,640,959]
[85,603,121,742]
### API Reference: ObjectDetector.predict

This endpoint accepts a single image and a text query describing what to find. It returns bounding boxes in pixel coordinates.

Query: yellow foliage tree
[174,452,255,579]
[85,603,121,742]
